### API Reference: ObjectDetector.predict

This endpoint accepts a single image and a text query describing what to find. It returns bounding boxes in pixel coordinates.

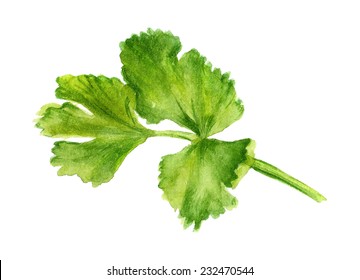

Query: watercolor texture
[36,29,326,230]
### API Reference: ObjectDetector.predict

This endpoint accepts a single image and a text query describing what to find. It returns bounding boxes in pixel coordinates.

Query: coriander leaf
[36,75,151,186]
[159,138,255,230]
[120,29,243,138]
[36,29,326,231]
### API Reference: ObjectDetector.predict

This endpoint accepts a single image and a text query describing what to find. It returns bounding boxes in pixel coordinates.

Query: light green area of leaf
[36,75,151,186]
[51,137,145,187]
[159,138,255,230]
[120,29,244,138]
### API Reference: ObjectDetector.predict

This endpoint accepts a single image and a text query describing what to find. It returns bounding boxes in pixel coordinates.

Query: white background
[1,0,359,279]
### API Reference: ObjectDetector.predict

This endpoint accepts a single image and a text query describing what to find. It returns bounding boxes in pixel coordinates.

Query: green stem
[152,130,198,141]
[251,158,326,202]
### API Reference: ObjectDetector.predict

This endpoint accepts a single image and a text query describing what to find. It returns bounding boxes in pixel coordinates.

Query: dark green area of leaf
[120,29,244,138]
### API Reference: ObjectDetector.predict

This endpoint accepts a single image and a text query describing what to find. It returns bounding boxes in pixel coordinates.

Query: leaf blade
[159,138,255,230]
[36,75,151,186]
[51,137,146,187]
[120,29,244,137]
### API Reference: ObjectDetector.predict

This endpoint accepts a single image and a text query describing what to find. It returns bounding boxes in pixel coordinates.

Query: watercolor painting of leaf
[35,29,326,230]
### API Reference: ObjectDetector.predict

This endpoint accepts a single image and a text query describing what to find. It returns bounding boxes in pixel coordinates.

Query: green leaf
[36,29,326,230]
[120,29,243,138]
[159,138,255,230]
[36,75,151,186]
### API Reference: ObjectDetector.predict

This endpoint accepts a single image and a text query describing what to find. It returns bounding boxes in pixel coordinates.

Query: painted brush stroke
[36,29,326,230]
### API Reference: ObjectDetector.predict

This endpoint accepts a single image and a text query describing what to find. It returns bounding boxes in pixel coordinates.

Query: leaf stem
[152,130,198,141]
[251,158,326,202]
